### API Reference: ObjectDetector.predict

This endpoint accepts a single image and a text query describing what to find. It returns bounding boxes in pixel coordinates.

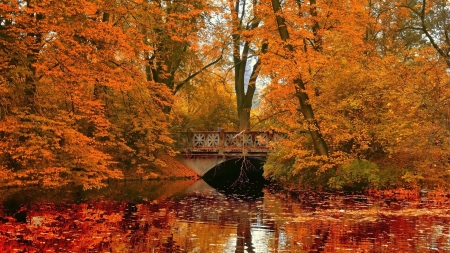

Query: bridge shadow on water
[201,158,267,199]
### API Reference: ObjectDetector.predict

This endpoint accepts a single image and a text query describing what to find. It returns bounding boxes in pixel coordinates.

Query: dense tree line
[0,0,449,190]
[0,0,218,189]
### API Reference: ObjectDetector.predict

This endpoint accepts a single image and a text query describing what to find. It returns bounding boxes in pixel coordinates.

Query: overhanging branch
[173,53,223,94]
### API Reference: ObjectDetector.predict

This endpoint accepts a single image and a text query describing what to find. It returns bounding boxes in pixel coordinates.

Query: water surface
[1,179,450,252]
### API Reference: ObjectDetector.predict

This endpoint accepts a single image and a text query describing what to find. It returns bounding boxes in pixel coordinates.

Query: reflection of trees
[0,180,196,205]
[235,212,254,253]
[170,192,267,252]
[2,187,450,252]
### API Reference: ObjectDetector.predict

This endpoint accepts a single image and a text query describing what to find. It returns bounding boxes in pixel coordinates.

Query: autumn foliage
[0,0,449,190]
[0,0,212,189]
[258,0,450,189]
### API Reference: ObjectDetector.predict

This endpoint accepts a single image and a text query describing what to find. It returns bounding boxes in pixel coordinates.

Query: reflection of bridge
[177,130,284,176]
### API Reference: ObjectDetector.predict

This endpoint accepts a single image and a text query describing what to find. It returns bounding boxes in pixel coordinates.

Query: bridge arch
[178,156,266,177]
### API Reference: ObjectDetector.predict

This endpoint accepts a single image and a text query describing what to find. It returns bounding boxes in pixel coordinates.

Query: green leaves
[328,159,380,190]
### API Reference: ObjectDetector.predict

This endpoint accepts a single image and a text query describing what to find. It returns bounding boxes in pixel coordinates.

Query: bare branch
[419,0,448,60]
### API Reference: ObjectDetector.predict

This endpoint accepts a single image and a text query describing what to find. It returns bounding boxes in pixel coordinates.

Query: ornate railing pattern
[179,130,285,155]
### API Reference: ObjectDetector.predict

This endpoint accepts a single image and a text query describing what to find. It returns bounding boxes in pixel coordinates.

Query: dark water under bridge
[177,130,284,176]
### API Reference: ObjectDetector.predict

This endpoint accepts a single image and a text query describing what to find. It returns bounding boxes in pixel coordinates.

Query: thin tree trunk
[271,0,329,157]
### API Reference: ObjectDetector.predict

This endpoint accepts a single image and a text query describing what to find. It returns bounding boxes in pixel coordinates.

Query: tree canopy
[0,0,449,190]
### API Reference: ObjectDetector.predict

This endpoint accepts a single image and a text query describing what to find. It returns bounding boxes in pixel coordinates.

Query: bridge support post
[219,129,225,155]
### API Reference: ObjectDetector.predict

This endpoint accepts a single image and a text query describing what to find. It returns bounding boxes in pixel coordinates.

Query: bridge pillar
[177,156,227,176]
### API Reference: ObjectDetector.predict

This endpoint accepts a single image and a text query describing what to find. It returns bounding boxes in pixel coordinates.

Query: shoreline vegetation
[0,155,198,190]
[0,173,447,208]
[0,153,447,202]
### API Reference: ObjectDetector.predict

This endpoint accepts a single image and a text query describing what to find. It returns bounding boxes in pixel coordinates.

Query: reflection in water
[202,157,267,199]
[1,179,450,252]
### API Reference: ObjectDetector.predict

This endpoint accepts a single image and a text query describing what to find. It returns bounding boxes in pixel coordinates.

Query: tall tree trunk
[229,0,265,131]
[271,0,329,157]
[24,1,44,114]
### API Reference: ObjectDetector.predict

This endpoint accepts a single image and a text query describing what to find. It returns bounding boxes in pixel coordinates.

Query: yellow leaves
[39,167,69,187]
[257,0,450,189]
[0,0,197,189]
[172,71,237,131]
[0,166,13,181]
[0,111,126,188]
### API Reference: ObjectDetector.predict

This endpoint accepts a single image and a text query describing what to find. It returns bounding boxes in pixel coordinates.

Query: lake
[1,178,450,252]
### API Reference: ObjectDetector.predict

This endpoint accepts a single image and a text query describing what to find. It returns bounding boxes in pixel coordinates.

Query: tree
[357,0,450,187]
[394,0,450,67]
[269,0,329,157]
[259,0,375,185]
[261,0,450,189]
[0,0,176,188]
[227,0,267,130]
[140,0,223,113]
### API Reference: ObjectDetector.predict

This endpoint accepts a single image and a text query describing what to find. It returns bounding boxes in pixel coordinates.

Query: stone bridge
[177,130,284,176]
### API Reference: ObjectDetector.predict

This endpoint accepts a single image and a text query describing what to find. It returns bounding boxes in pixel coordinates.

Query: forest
[0,0,449,191]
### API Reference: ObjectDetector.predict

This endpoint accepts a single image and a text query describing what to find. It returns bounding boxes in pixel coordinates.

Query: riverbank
[0,154,198,190]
